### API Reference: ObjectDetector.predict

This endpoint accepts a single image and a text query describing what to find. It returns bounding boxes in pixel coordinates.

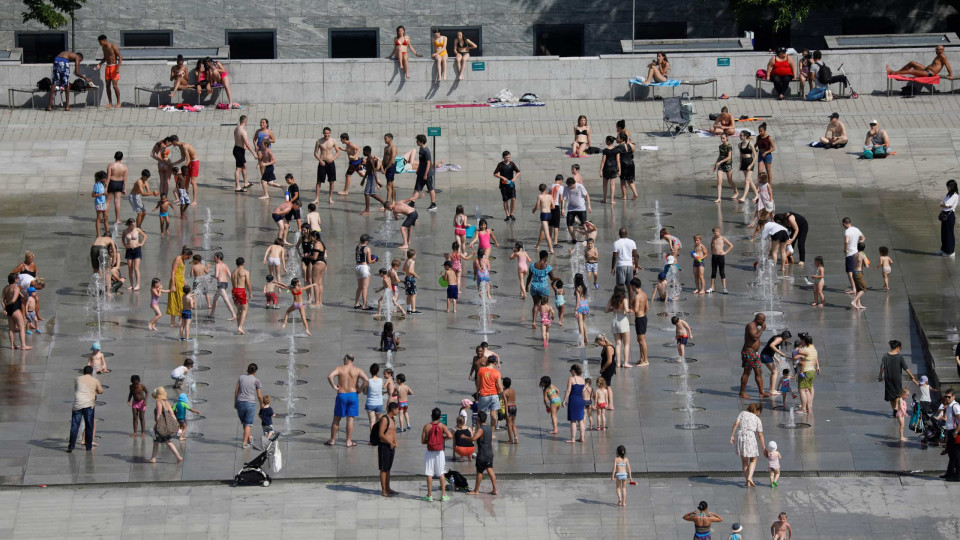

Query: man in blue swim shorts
[325,354,369,447]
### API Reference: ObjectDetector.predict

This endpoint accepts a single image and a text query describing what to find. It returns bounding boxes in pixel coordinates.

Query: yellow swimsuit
[434,38,447,56]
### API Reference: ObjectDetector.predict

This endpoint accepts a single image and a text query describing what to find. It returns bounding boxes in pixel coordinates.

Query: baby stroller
[911,395,944,447]
[233,432,282,487]
[662,92,695,137]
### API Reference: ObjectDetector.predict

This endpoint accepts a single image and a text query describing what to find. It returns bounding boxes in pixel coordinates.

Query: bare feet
[258,195,269,200]
[622,363,634,368]
[713,198,721,203]
[148,458,157,463]
[739,393,751,399]
[636,362,649,367]
[337,191,349,196]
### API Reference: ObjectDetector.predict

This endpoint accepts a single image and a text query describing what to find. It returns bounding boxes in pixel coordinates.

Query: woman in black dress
[599,136,620,205]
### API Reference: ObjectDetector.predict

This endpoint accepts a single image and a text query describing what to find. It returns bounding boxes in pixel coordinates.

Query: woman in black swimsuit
[737,130,758,203]
[3,274,29,350]
[12,251,37,279]
[299,225,316,303]
[617,132,637,201]
[600,136,621,205]
[309,231,327,306]
[775,212,809,266]
[572,115,591,158]
[453,31,477,81]
[595,333,617,388]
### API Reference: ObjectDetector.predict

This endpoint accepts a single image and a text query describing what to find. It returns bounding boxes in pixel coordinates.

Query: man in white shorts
[421,407,453,502]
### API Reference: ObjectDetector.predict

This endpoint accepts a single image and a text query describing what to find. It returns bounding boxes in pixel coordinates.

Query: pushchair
[911,394,944,447]
[233,432,282,487]
[662,92,695,137]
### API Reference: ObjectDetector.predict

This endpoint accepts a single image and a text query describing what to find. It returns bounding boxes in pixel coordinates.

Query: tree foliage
[729,0,828,31]
[21,0,85,29]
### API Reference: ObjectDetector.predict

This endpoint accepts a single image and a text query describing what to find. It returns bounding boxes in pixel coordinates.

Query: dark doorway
[535,24,584,57]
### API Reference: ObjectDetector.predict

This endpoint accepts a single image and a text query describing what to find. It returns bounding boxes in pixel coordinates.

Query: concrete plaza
[1,95,959,537]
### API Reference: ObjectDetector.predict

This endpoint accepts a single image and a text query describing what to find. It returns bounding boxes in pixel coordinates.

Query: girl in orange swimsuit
[388,26,421,79]
[431,28,448,83]
[280,278,318,336]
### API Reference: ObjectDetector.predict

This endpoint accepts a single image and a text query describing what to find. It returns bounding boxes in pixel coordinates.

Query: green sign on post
[717,57,731,67]
[440,413,448,426]
[472,61,486,71]
[427,126,441,137]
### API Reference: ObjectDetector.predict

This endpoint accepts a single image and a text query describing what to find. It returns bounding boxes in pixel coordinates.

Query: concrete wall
[2,0,954,60]
[2,48,957,107]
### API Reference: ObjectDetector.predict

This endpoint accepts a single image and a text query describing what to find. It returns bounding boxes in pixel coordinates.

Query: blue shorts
[181,310,192,320]
[760,153,773,164]
[477,394,500,412]
[447,285,459,300]
[365,403,384,414]
[236,401,256,426]
[385,163,396,182]
[334,392,359,418]
[760,354,775,364]
[845,255,855,273]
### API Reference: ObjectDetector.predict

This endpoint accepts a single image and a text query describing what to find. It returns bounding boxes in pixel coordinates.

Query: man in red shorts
[169,136,200,205]
[93,35,122,108]
[739,313,770,398]
[231,257,252,335]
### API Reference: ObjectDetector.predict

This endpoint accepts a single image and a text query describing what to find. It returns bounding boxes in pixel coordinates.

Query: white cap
[767,440,777,451]
[920,375,929,384]
[869,119,878,125]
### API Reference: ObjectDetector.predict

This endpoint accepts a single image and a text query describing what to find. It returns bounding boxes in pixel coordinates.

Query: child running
[474,249,493,299]
[468,218,500,254]
[280,277,317,335]
[540,376,562,434]
[875,245,894,291]
[394,373,413,432]
[263,275,280,309]
[537,295,555,349]
[402,249,420,313]
[173,392,200,441]
[672,315,693,361]
[509,242,533,298]
[189,254,212,309]
[127,375,148,437]
[611,445,633,507]
[453,205,470,255]
[778,368,796,410]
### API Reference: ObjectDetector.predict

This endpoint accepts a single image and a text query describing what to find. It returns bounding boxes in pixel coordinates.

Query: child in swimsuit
[447,242,472,287]
[127,374,149,438]
[509,241,532,299]
[24,288,39,334]
[537,296,555,349]
[393,373,413,432]
[595,378,609,430]
[583,378,595,430]
[611,445,633,506]
[473,249,493,299]
[539,376,562,434]
[875,246,893,291]
[453,205,469,254]
[280,278,317,336]
[153,194,172,236]
[468,218,500,253]
[148,277,171,331]
[811,256,825,306]
[552,279,565,326]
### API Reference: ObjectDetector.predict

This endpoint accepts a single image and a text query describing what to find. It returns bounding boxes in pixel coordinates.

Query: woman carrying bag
[149,387,183,464]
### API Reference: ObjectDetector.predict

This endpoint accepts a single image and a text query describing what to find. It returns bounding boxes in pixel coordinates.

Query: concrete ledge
[2,48,958,106]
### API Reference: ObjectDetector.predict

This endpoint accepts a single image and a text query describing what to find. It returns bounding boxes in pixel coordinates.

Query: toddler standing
[811,255,825,306]
[611,445,632,507]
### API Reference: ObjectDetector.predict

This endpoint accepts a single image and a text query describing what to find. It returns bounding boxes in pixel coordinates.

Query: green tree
[729,0,828,31]
[21,0,85,50]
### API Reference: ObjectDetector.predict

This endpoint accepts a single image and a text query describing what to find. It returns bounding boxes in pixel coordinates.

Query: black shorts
[317,161,336,184]
[347,160,362,175]
[107,180,124,193]
[771,230,789,243]
[415,175,435,193]
[635,315,647,335]
[475,457,493,474]
[384,163,396,182]
[499,184,516,202]
[287,209,301,221]
[377,443,395,472]
[845,255,855,273]
[233,146,246,168]
[549,207,562,228]
[262,165,276,182]
[125,246,142,260]
[401,210,418,228]
[566,210,587,227]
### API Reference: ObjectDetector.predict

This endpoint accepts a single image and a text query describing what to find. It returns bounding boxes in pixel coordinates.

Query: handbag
[939,210,950,222]
[155,406,179,437]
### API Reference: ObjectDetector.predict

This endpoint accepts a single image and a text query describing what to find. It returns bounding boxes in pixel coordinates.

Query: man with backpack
[372,402,399,497]
[421,407,453,502]
[807,51,850,101]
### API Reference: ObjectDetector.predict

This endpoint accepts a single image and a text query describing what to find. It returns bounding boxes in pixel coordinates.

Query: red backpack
[426,422,444,451]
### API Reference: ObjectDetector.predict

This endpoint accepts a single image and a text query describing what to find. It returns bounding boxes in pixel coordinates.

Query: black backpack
[369,416,387,445]
[444,470,470,491]
[70,78,88,92]
[816,62,833,85]
[37,77,51,92]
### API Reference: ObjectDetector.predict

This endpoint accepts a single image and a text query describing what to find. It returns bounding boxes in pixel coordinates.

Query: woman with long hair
[604,285,632,368]
[387,26,421,79]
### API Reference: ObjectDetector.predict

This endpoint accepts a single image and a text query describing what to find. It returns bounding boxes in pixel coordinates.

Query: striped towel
[629,78,681,87]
